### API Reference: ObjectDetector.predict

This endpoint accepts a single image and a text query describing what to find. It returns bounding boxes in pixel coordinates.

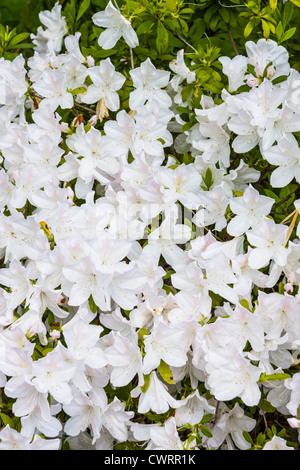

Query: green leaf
[166,0,177,11]
[259,372,291,383]
[3,51,18,60]
[7,32,30,48]
[175,106,192,113]
[264,188,280,202]
[162,269,175,280]
[276,21,283,39]
[136,20,155,36]
[181,84,194,102]
[158,360,174,384]
[220,7,230,23]
[200,425,213,438]
[201,413,214,424]
[202,167,214,190]
[181,119,196,132]
[256,432,266,446]
[261,19,270,38]
[156,22,169,54]
[269,0,278,10]
[76,0,91,22]
[0,24,5,40]
[140,374,151,393]
[244,18,256,38]
[283,1,295,28]
[139,328,148,341]
[13,43,34,49]
[247,63,256,77]
[88,295,98,313]
[280,27,296,42]
[240,299,250,310]
[272,75,289,84]
[243,430,254,445]
[260,398,276,413]
[69,86,87,95]
[0,413,14,428]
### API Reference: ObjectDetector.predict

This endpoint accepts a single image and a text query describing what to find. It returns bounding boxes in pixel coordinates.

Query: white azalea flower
[263,435,294,450]
[219,55,248,92]
[246,217,290,269]
[263,134,300,187]
[146,417,183,450]
[208,403,256,450]
[132,371,179,414]
[92,0,139,49]
[33,68,74,111]
[129,58,171,110]
[227,184,274,236]
[81,58,125,110]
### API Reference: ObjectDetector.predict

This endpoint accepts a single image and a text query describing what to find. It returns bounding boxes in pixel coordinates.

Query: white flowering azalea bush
[1,0,300,451]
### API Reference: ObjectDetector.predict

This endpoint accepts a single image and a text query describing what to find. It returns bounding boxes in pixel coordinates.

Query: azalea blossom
[81,58,125,111]
[263,134,300,187]
[146,417,184,450]
[208,403,256,450]
[246,217,290,269]
[129,58,171,110]
[219,55,248,92]
[92,1,139,49]
[263,435,294,451]
[33,68,74,111]
[205,346,263,406]
[132,371,179,414]
[0,426,60,450]
[227,184,274,236]
[30,2,67,54]
[1,5,300,451]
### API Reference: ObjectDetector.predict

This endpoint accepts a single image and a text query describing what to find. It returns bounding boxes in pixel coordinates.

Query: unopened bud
[267,65,275,79]
[50,329,60,340]
[254,65,263,77]
[60,122,69,132]
[89,114,98,126]
[247,76,259,88]
[86,55,95,67]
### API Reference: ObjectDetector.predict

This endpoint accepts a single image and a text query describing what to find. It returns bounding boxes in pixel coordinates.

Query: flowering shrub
[1,0,300,451]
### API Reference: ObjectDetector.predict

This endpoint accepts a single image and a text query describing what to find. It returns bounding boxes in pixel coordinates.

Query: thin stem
[131,0,143,25]
[73,102,97,115]
[129,47,135,69]
[112,0,121,13]
[164,25,197,52]
[273,194,294,209]
[227,25,239,56]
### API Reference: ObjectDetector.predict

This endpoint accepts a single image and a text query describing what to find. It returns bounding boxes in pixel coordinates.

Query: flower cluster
[0,0,300,451]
